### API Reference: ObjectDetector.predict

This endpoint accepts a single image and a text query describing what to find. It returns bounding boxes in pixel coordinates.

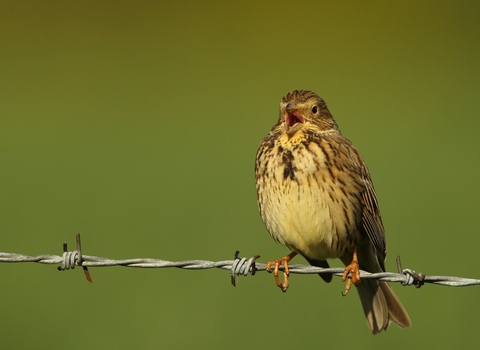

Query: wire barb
[396,255,425,288]
[56,234,92,283]
[231,251,260,287]
[1,236,480,288]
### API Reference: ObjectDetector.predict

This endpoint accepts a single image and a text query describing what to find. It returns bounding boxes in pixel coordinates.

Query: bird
[255,90,411,334]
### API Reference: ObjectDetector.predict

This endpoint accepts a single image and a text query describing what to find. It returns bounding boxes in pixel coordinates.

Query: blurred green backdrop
[1,1,480,349]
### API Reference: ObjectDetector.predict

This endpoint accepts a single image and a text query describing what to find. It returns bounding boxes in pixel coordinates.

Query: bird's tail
[356,279,411,334]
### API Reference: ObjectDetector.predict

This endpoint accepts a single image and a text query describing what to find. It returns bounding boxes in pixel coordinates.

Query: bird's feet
[342,247,361,296]
[266,251,297,292]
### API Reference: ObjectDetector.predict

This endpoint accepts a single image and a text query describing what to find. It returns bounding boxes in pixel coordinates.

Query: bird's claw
[342,257,361,296]
[266,259,290,292]
[266,251,297,293]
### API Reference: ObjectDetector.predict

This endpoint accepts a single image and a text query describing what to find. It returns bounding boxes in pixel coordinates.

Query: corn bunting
[255,90,411,334]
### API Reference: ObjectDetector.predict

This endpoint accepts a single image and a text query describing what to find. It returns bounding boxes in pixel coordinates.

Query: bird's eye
[311,105,318,114]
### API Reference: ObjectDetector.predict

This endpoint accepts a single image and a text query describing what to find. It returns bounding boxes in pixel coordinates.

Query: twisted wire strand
[1,250,480,287]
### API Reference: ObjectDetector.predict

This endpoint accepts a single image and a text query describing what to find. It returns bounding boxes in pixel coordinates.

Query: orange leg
[341,246,361,296]
[266,251,297,292]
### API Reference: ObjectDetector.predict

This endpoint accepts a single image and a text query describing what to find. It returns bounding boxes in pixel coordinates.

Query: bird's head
[279,90,339,137]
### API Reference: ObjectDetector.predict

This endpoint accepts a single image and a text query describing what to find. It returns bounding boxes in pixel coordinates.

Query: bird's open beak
[285,103,305,135]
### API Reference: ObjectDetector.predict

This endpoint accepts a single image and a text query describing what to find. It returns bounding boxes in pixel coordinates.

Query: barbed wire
[1,234,479,288]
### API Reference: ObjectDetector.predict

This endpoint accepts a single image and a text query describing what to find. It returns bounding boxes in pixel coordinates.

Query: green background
[1,1,480,349]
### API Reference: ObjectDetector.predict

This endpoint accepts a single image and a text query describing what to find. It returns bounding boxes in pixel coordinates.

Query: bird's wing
[345,141,387,271]
[360,173,387,271]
